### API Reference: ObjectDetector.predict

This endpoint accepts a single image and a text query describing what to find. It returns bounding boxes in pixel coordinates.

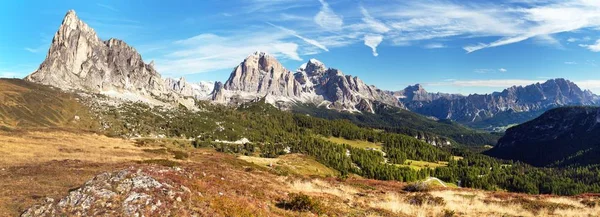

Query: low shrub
[403,182,431,192]
[276,193,322,214]
[169,149,189,160]
[580,199,598,208]
[406,193,445,206]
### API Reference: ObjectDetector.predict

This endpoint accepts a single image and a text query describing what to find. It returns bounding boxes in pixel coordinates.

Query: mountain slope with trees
[486,106,600,167]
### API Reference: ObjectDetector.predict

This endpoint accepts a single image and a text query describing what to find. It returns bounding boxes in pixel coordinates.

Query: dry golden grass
[0,130,178,216]
[0,130,161,166]
[238,154,339,177]
[2,129,600,217]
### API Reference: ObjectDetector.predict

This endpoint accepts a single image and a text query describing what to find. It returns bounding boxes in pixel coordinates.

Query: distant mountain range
[396,79,600,130]
[24,10,600,133]
[486,106,600,167]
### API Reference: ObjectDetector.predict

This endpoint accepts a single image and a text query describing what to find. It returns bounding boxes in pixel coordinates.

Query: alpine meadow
[2,1,600,216]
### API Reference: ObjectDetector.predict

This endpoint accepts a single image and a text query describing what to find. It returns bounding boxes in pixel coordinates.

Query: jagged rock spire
[25,10,167,97]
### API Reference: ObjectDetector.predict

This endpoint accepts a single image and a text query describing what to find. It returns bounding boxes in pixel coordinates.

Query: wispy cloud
[426,79,545,88]
[360,6,390,33]
[153,32,304,76]
[24,44,47,53]
[424,43,445,49]
[579,39,600,52]
[564,61,577,65]
[279,13,312,21]
[499,68,507,72]
[364,35,383,56]
[314,0,343,31]
[425,79,600,94]
[266,22,329,51]
[0,71,20,78]
[97,3,118,12]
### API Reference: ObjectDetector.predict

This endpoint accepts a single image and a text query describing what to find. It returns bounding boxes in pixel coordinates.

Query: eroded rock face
[164,77,214,99]
[25,10,167,97]
[222,52,301,98]
[213,54,402,112]
[21,167,192,217]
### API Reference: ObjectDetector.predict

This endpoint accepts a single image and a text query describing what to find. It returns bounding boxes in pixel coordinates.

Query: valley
[2,6,600,217]
[3,129,600,217]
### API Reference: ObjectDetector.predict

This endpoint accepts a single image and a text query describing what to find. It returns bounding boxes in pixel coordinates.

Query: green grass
[396,159,449,171]
[0,79,99,130]
[323,136,383,150]
[238,154,339,177]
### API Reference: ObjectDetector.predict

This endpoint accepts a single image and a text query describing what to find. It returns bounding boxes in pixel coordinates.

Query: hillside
[486,106,600,167]
[4,131,600,216]
[0,79,98,129]
[293,102,502,147]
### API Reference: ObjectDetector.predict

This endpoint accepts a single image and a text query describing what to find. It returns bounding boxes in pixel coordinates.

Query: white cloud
[280,13,312,21]
[153,32,304,76]
[360,6,390,33]
[575,80,600,92]
[0,71,20,78]
[564,61,577,64]
[499,68,508,72]
[314,0,343,31]
[424,43,445,49]
[97,3,118,12]
[266,22,329,51]
[426,79,545,88]
[579,39,600,52]
[24,44,47,53]
[426,79,600,92]
[474,69,494,74]
[364,34,383,56]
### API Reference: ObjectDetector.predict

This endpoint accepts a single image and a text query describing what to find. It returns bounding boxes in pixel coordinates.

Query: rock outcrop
[21,167,192,217]
[164,77,214,99]
[25,10,167,97]
[212,54,402,112]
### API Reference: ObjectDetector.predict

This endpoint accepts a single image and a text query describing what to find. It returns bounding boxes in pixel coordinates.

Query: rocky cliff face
[164,77,214,99]
[25,10,167,97]
[212,54,402,112]
[399,79,599,128]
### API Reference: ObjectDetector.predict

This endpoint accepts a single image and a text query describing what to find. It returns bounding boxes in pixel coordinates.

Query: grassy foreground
[2,130,599,216]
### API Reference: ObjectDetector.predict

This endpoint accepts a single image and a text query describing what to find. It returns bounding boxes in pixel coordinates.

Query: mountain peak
[299,58,327,77]
[25,10,167,97]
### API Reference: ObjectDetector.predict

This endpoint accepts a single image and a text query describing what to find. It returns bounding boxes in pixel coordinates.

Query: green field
[398,159,449,170]
[323,136,383,150]
[238,154,339,177]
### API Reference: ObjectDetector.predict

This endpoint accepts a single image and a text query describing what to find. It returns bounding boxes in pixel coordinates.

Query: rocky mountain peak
[25,10,167,97]
[213,52,403,112]
[221,51,299,98]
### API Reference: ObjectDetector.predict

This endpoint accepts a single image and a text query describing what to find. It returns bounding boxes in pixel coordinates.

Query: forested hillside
[486,106,600,167]
[94,99,600,196]
[293,102,502,147]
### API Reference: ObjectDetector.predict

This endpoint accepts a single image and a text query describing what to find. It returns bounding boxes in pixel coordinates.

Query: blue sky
[1,0,600,94]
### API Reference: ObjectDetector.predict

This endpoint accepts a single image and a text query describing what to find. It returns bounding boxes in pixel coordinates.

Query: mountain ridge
[397,78,600,130]
[211,52,401,113]
[485,106,600,167]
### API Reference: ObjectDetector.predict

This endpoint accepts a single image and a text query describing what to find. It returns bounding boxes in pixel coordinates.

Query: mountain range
[24,10,600,131]
[398,80,600,130]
